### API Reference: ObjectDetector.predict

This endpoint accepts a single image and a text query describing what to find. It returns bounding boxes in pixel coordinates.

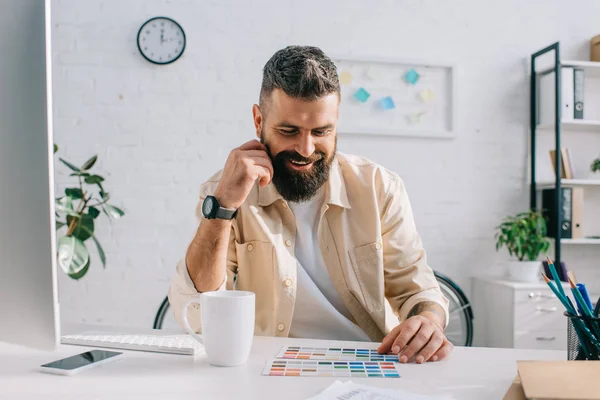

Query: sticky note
[404,68,420,85]
[407,112,426,124]
[339,71,352,85]
[353,87,370,103]
[379,96,395,110]
[420,89,435,102]
[366,67,380,81]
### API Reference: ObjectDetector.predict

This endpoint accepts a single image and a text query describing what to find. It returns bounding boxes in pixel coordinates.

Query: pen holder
[566,312,600,361]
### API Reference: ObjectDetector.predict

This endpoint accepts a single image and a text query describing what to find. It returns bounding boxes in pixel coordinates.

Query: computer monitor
[0,0,60,350]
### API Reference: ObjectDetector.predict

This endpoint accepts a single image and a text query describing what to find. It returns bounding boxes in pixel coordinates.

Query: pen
[577,283,593,313]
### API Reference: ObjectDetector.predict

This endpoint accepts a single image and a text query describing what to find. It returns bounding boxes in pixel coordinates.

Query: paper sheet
[307,380,451,400]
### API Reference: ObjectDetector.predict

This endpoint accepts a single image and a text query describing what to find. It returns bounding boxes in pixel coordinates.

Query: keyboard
[61,332,205,356]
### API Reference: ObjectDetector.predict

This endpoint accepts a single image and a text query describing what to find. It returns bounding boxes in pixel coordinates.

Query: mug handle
[182,298,204,345]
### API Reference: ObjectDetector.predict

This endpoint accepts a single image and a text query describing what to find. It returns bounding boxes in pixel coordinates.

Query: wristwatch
[202,195,238,220]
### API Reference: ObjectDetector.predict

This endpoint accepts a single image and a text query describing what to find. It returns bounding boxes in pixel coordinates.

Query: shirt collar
[257,155,351,209]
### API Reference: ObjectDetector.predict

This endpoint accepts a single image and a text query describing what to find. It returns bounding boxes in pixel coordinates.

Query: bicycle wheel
[434,271,474,347]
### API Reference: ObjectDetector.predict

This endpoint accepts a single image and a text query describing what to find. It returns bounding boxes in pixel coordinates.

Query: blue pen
[577,283,593,311]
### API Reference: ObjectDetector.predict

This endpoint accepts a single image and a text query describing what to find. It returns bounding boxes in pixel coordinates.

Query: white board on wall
[332,56,456,139]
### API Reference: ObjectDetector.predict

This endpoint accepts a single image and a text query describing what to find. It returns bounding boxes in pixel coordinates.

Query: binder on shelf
[574,68,584,119]
[541,187,584,239]
[538,67,575,124]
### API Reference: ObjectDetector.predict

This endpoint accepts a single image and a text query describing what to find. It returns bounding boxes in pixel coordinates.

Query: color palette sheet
[276,346,399,362]
[262,359,401,378]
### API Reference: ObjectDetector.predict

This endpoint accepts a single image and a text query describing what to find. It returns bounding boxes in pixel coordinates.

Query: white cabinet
[471,276,589,351]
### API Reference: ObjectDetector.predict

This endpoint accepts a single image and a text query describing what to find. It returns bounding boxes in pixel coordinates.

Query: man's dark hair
[259,45,340,110]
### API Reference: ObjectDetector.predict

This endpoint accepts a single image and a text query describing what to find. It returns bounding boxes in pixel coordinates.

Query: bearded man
[169,45,453,364]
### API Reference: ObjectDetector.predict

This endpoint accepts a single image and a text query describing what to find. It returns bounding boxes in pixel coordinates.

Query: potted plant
[591,156,600,175]
[495,210,551,282]
[54,144,124,280]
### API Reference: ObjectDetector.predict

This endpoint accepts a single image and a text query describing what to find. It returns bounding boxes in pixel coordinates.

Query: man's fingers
[431,340,454,362]
[252,165,272,187]
[249,157,273,180]
[414,331,445,364]
[238,139,267,151]
[239,150,270,160]
[397,324,434,363]
[377,325,402,354]
[390,319,421,355]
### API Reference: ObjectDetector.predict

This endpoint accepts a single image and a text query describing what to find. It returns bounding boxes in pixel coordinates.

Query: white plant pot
[506,261,542,282]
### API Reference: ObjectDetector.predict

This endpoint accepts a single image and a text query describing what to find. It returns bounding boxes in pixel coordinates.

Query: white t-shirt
[287,189,371,342]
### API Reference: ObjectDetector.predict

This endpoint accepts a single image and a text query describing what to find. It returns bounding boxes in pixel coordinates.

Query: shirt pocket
[348,241,384,313]
[234,240,274,294]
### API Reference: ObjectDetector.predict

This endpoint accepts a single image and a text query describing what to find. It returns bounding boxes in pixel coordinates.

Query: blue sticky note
[353,87,370,103]
[380,96,395,110]
[404,68,420,85]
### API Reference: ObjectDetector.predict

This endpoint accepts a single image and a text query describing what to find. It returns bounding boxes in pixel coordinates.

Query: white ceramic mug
[182,291,255,367]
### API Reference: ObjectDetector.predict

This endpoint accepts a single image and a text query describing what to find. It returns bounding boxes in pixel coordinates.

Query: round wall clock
[137,16,186,65]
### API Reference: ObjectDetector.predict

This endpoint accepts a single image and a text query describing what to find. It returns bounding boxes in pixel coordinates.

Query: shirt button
[247,244,254,252]
[375,243,382,250]
[285,239,292,247]
[283,278,293,287]
[277,323,285,332]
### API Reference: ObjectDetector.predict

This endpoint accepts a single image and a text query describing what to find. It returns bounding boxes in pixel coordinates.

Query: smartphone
[40,349,123,376]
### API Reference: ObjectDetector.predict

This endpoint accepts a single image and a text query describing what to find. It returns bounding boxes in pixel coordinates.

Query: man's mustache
[275,151,325,164]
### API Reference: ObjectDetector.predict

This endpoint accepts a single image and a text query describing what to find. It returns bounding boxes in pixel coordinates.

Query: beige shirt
[168,152,449,342]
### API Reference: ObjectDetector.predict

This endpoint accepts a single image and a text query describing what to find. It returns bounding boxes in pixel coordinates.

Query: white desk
[0,334,565,399]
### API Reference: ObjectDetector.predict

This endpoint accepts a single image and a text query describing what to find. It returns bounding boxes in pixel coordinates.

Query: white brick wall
[51,0,600,329]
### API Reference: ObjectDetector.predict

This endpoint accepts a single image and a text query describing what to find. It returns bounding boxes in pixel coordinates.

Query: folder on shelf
[541,187,584,239]
[538,67,575,124]
[574,68,584,119]
[503,361,600,400]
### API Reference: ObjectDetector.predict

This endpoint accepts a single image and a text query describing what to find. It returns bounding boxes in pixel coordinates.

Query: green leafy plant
[54,145,124,280]
[591,157,600,174]
[495,210,550,262]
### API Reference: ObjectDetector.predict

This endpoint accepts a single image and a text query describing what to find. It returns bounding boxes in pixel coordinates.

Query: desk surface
[0,333,565,399]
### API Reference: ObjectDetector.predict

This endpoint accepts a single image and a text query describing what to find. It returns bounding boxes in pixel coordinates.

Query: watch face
[137,17,186,65]
[203,197,214,217]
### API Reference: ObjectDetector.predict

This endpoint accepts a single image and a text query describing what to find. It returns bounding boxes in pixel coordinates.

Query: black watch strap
[214,206,237,220]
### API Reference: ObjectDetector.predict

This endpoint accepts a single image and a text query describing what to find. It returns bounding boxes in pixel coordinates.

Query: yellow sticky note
[339,71,352,85]
[420,89,435,102]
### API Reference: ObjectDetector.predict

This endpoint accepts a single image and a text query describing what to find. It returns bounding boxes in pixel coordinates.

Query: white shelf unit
[531,45,600,263]
[537,119,600,132]
[538,60,600,78]
[536,179,600,189]
[559,238,600,245]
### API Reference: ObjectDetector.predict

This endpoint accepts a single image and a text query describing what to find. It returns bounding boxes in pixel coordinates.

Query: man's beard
[261,134,335,203]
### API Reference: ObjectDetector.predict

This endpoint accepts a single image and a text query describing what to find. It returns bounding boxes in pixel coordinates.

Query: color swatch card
[262,359,401,378]
[277,346,399,363]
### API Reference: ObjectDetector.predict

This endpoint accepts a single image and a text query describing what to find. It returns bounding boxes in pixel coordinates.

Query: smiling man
[169,46,453,364]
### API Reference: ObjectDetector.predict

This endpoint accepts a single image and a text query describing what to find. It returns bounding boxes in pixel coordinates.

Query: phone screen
[41,350,122,370]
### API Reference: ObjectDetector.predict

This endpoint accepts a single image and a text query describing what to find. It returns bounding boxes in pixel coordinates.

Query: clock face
[203,198,214,217]
[137,17,186,65]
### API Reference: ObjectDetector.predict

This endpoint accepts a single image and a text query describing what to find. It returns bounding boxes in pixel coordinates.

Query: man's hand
[377,302,453,364]
[214,140,274,209]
